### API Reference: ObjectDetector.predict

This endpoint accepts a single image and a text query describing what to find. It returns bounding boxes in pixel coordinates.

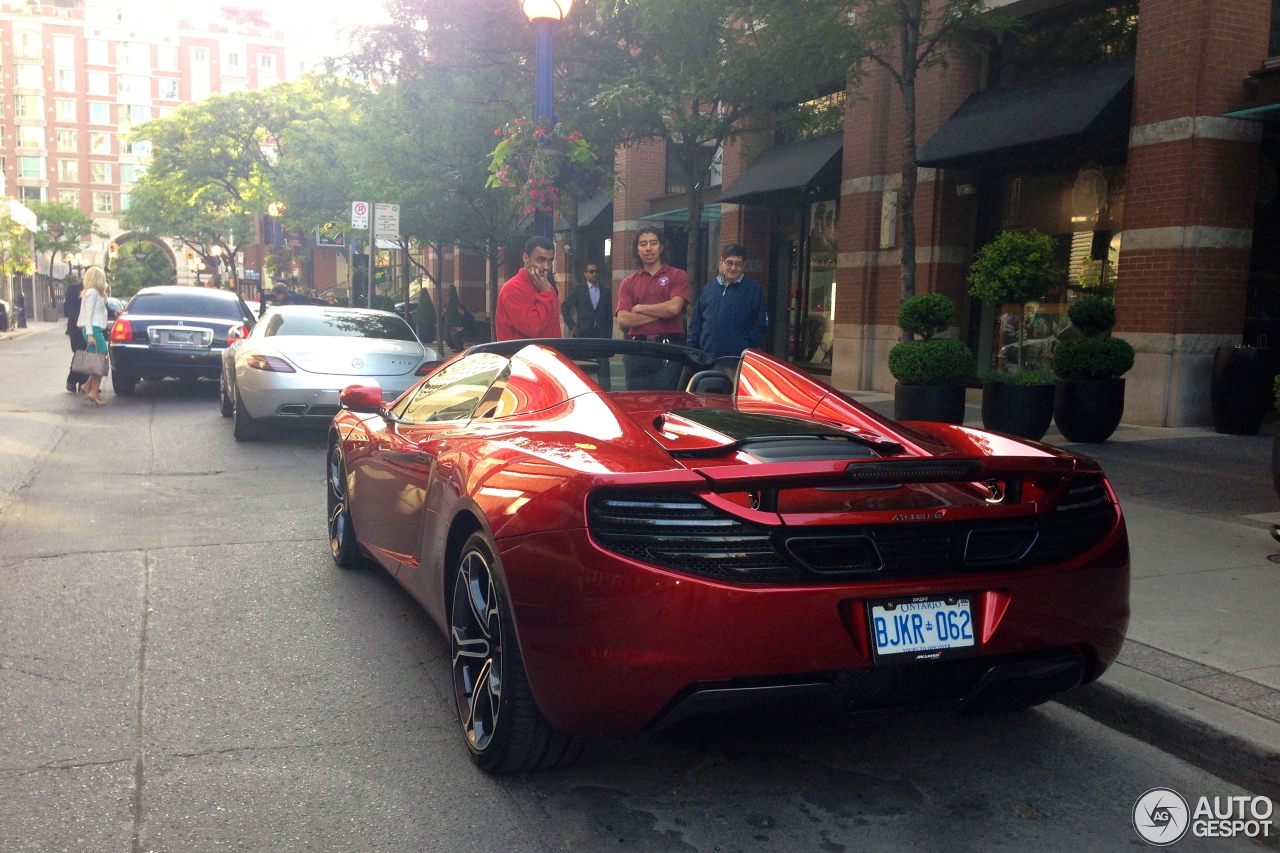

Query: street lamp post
[520,0,574,240]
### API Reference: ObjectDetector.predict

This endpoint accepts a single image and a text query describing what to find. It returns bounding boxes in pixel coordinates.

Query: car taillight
[416,361,443,376]
[227,323,249,343]
[109,318,132,342]
[245,354,296,373]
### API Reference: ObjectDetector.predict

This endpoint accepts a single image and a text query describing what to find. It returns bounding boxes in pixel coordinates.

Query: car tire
[327,444,369,569]
[219,375,234,418]
[449,532,585,774]
[232,386,263,442]
[112,372,138,396]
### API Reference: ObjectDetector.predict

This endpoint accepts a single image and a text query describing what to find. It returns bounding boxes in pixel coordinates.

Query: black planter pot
[893,383,966,424]
[1210,345,1276,436]
[981,382,1056,441]
[1053,378,1125,443]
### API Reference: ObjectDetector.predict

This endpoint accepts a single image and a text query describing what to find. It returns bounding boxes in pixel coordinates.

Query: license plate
[165,330,194,344]
[868,594,976,664]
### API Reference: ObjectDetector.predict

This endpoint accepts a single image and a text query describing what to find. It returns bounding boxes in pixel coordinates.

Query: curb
[1058,663,1280,801]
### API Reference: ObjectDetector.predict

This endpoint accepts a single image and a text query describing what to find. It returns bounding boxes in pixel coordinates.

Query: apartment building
[0,0,287,241]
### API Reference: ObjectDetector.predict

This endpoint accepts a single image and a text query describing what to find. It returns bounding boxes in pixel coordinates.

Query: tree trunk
[486,239,499,342]
[433,243,446,352]
[683,138,706,306]
[897,3,922,342]
[567,197,585,288]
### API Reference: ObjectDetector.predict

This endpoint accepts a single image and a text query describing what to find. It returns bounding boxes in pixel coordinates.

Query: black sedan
[107,286,255,396]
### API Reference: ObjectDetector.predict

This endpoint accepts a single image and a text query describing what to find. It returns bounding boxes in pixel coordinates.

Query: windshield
[126,292,244,320]
[261,310,418,342]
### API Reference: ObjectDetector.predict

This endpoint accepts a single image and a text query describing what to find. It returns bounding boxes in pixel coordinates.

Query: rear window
[261,310,418,342]
[127,292,243,320]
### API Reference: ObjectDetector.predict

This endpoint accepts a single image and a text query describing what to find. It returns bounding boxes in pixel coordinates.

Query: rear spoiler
[693,456,1090,491]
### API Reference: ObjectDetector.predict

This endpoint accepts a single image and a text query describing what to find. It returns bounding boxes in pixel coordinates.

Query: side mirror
[339,383,383,414]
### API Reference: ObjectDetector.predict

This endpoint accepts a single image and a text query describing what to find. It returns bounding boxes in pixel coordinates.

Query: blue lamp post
[520,0,574,240]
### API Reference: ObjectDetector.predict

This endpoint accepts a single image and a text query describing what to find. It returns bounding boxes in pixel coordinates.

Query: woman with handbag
[75,266,110,405]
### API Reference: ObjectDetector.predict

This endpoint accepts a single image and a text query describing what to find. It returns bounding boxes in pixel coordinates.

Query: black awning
[577,193,612,227]
[718,133,843,205]
[916,61,1134,168]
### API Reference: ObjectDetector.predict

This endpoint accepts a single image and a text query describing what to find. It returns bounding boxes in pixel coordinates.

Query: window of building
[21,186,45,203]
[55,68,75,92]
[664,143,720,197]
[191,80,209,101]
[121,139,151,156]
[15,95,43,119]
[91,162,112,183]
[119,192,130,210]
[14,64,43,88]
[124,104,148,126]
[17,126,44,149]
[93,191,113,212]
[53,36,75,68]
[222,80,246,94]
[17,155,44,178]
[57,129,77,151]
[225,51,241,70]
[117,74,148,97]
[59,188,80,206]
[89,102,111,124]
[58,159,78,181]
[192,47,209,65]
[158,78,178,100]
[120,163,144,183]
[57,99,77,122]
[157,45,179,71]
[89,132,111,154]
[0,128,6,147]
[116,41,147,67]
[15,30,41,59]
[86,39,108,65]
[993,0,1139,87]
[87,71,110,95]
[258,53,276,85]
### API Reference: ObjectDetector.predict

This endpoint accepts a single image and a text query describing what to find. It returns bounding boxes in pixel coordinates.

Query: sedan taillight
[109,318,132,342]
[246,354,296,373]
[416,361,443,376]
[227,323,249,343]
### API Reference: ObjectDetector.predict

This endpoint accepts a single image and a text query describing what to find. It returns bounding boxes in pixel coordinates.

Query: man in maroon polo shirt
[495,236,562,341]
[615,227,690,390]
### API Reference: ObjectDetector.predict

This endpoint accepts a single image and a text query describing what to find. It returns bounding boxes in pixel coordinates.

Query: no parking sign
[350,201,369,230]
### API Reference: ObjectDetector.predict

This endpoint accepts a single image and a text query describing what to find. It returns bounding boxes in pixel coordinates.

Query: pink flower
[494,129,502,135]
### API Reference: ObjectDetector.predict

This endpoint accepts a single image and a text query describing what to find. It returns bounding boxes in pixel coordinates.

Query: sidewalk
[0,318,58,343]
[849,388,1280,797]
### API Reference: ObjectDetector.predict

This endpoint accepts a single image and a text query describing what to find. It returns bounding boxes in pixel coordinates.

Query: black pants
[67,325,88,389]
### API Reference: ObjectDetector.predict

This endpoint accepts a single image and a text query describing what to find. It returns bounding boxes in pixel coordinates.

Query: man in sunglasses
[561,261,614,389]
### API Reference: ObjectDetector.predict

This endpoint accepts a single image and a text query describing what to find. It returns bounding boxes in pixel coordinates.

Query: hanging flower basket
[487,117,601,216]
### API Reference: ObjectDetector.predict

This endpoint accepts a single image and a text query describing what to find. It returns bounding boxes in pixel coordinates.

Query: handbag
[71,350,109,377]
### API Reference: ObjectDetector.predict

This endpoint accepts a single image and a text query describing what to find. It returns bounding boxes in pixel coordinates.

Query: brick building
[0,0,289,311]
[606,0,1278,427]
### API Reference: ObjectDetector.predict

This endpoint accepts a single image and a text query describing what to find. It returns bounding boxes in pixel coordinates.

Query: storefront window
[986,166,1125,373]
[799,200,838,367]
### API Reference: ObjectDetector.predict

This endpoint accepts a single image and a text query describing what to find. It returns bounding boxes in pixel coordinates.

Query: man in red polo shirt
[615,227,690,390]
[495,236,562,341]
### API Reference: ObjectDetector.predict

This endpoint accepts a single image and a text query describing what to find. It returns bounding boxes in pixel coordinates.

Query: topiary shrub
[968,230,1058,306]
[1068,296,1115,336]
[1052,336,1135,380]
[898,293,954,341]
[889,339,976,386]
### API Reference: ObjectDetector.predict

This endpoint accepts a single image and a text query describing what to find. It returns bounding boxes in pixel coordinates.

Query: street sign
[374,203,400,239]
[350,201,369,230]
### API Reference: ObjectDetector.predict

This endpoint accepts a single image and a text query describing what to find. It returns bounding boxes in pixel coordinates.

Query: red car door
[349,354,508,571]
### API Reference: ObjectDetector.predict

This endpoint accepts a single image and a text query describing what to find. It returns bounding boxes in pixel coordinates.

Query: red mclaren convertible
[326,339,1129,773]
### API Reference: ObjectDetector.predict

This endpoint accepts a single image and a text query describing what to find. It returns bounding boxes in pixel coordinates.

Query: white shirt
[588,283,600,310]
[78,288,107,330]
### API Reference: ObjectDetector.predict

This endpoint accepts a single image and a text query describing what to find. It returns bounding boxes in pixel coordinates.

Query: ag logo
[1133,788,1190,846]
[351,358,364,369]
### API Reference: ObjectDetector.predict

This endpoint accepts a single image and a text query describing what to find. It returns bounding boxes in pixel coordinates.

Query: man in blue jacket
[687,244,768,361]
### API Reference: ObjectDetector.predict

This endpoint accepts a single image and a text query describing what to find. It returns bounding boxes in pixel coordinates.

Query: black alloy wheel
[219,374,234,418]
[327,444,366,569]
[449,532,584,774]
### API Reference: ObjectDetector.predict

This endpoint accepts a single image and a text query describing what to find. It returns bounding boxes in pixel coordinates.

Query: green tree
[111,241,176,298]
[29,200,101,282]
[585,0,856,288]
[841,0,1012,322]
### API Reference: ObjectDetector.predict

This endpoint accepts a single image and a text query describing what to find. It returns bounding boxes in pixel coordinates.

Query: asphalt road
[0,325,1271,852]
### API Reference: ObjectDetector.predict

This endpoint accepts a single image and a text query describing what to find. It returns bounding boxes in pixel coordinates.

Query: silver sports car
[221,306,441,441]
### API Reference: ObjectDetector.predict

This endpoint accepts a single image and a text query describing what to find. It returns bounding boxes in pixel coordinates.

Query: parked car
[244,300,261,320]
[326,339,1130,773]
[107,286,255,396]
[106,296,125,321]
[222,305,442,441]
[0,297,10,331]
